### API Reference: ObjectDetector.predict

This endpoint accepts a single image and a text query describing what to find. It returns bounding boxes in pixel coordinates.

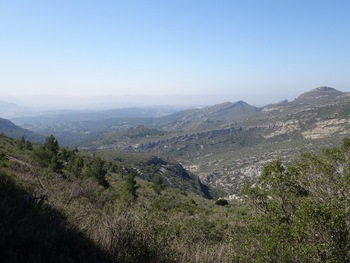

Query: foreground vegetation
[1,134,350,262]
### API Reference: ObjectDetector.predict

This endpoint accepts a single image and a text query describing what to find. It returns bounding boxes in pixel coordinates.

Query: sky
[1,0,350,109]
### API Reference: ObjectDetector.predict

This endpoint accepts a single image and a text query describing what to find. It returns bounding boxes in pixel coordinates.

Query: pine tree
[17,137,25,150]
[152,174,164,195]
[45,135,59,155]
[25,140,33,150]
[125,173,138,198]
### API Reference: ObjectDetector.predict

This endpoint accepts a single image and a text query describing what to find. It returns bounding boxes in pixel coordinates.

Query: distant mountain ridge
[85,86,350,195]
[156,87,350,132]
[5,86,350,196]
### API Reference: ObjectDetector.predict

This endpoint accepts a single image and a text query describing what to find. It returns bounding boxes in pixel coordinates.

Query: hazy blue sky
[1,0,349,108]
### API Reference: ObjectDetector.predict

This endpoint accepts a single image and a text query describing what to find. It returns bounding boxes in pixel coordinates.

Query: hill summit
[295,86,345,103]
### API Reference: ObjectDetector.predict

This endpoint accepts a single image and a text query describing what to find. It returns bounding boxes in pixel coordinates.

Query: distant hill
[154,100,260,131]
[0,100,32,118]
[294,86,346,103]
[0,118,44,142]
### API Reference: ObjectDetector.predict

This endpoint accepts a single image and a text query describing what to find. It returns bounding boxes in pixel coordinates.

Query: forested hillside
[1,133,350,262]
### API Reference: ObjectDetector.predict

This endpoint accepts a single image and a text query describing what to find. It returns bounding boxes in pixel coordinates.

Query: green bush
[215,199,229,206]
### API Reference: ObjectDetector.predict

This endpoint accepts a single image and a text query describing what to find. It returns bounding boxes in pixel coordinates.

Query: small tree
[0,152,5,161]
[17,137,25,150]
[45,135,59,155]
[125,173,138,198]
[67,155,85,177]
[25,140,33,150]
[84,157,109,188]
[152,174,164,195]
[32,146,53,167]
[49,155,63,173]
[215,198,229,206]
[33,135,60,168]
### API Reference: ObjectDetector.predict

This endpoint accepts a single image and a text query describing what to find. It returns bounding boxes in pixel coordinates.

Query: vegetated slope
[0,117,44,142]
[238,138,350,262]
[93,151,222,199]
[90,87,350,195]
[2,133,350,262]
[0,134,239,262]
